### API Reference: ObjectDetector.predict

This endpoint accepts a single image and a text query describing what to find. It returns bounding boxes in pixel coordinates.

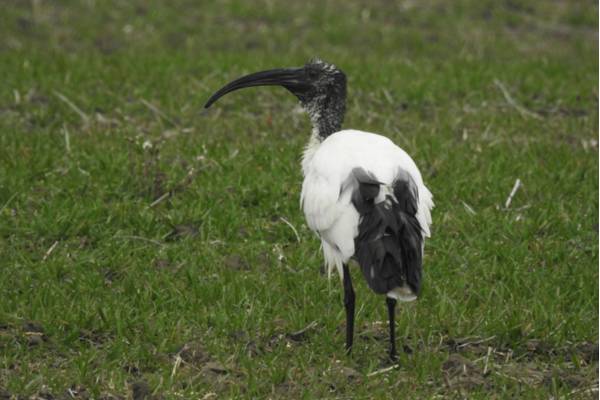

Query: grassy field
[0,0,598,398]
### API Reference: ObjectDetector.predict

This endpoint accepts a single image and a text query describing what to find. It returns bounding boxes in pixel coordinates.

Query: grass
[0,0,598,398]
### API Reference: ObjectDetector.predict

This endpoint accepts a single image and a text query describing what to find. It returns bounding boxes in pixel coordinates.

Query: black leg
[386,297,398,361]
[342,264,355,354]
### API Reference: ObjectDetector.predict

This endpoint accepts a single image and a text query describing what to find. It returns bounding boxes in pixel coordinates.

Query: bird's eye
[307,69,319,80]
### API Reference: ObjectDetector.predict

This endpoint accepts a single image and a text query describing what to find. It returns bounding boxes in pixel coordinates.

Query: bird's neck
[301,101,345,175]
[304,98,345,140]
[310,112,342,139]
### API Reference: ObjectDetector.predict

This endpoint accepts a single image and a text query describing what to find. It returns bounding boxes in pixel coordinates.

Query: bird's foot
[345,344,353,356]
[378,352,399,368]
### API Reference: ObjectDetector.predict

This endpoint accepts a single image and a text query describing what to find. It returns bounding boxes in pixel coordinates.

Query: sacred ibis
[205,58,433,360]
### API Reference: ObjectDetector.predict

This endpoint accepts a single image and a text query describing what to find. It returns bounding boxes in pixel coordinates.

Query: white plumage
[301,129,434,300]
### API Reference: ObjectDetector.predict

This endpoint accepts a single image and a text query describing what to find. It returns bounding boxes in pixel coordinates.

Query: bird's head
[205,58,347,138]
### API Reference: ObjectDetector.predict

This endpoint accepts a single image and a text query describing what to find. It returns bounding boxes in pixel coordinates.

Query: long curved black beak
[204,67,309,108]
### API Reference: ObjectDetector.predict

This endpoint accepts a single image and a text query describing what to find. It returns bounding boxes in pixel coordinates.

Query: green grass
[0,0,598,398]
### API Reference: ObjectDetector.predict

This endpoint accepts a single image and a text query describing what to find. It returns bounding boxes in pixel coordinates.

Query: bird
[204,58,433,360]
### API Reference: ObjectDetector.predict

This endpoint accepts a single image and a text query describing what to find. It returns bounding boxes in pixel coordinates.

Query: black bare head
[204,58,347,139]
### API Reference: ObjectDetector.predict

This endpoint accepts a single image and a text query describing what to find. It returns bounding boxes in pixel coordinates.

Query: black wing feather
[351,167,423,296]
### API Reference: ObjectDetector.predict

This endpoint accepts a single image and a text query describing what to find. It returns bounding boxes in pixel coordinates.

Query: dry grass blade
[462,201,477,215]
[367,365,399,377]
[456,336,497,349]
[504,178,522,208]
[42,241,59,261]
[141,99,178,127]
[149,192,171,208]
[54,91,90,124]
[63,126,71,153]
[280,217,301,242]
[568,384,599,397]
[287,320,318,341]
[171,354,182,378]
[483,346,492,375]
[493,79,543,120]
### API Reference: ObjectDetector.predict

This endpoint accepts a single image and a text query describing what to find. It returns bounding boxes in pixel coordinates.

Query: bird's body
[301,129,433,301]
[205,58,434,360]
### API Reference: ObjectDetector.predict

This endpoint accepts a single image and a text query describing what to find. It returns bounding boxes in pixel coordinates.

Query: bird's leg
[342,264,355,354]
[386,297,398,362]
